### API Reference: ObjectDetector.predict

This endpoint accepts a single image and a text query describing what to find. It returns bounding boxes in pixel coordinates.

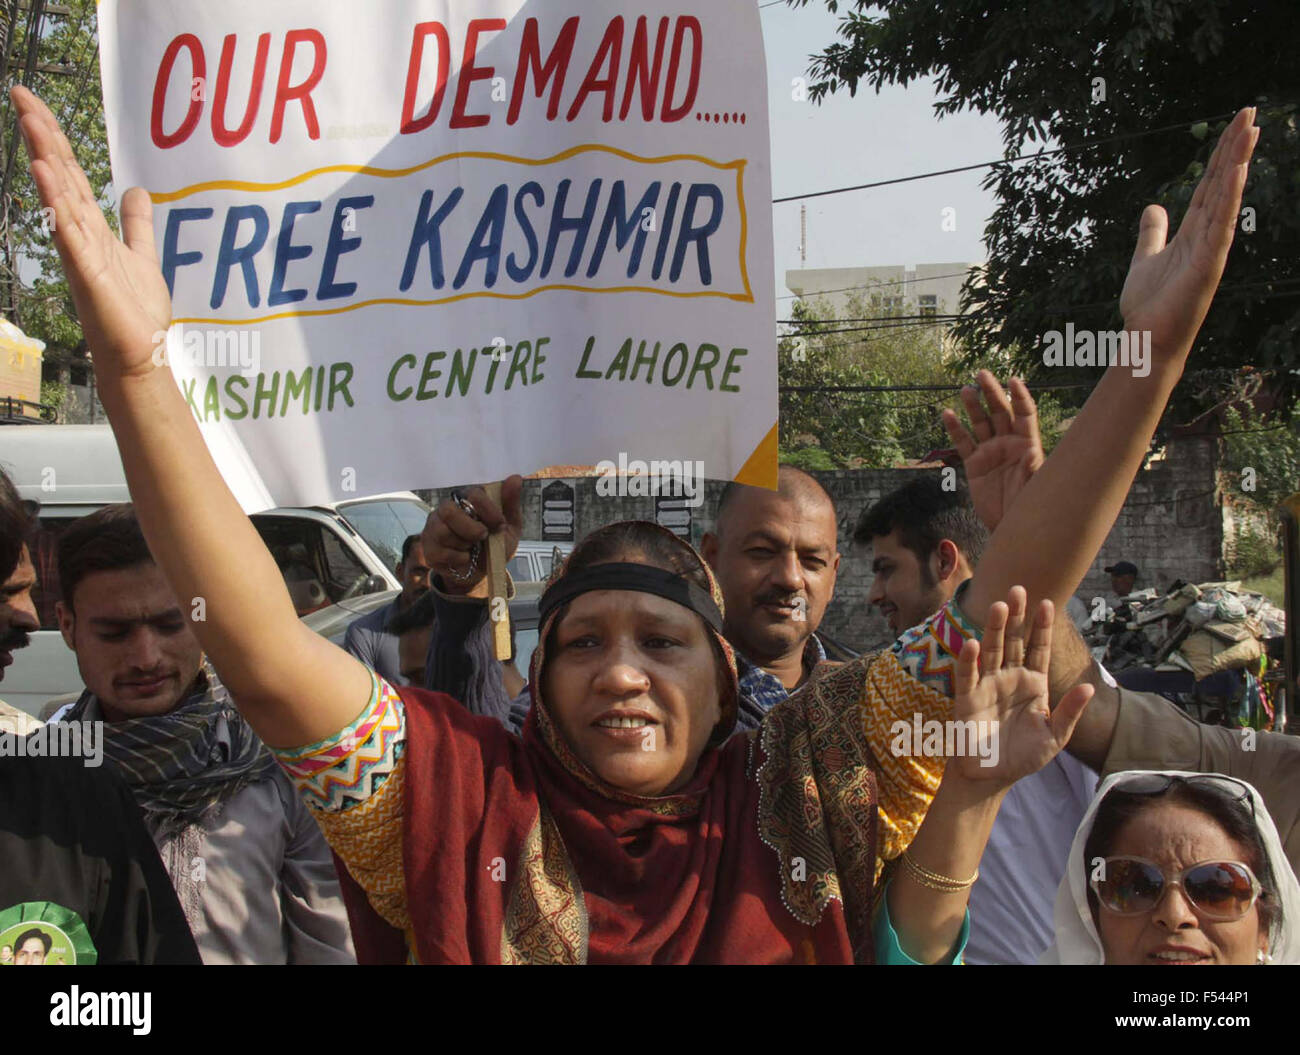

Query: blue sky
[761,2,1005,298]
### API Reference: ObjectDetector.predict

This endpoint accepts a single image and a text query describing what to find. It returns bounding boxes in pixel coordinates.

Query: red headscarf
[339,525,889,963]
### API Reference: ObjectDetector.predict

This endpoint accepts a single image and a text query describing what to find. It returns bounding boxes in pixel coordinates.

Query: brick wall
[419,435,1222,653]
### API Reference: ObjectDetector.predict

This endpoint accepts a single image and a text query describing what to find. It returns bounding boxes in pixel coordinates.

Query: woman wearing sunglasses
[1047,772,1300,964]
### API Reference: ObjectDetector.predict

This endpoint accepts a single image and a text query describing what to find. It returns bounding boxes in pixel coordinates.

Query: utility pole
[800,204,806,267]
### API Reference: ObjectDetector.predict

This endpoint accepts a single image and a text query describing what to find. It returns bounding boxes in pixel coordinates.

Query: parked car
[0,424,431,715]
[507,540,573,583]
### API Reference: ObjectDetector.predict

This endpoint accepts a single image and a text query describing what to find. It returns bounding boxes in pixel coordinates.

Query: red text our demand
[150,14,706,151]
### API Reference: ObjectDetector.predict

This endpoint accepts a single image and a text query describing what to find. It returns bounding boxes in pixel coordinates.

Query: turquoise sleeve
[874,880,970,965]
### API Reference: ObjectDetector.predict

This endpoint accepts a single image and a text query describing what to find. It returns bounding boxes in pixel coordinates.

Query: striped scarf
[63,665,279,838]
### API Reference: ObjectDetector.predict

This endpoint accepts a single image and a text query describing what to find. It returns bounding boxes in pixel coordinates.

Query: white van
[1,424,430,715]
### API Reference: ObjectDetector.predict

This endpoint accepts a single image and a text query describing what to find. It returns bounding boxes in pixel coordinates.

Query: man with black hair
[858,475,988,636]
[0,533,40,732]
[343,533,430,685]
[1105,560,1140,599]
[0,468,200,964]
[13,927,51,965]
[52,503,354,963]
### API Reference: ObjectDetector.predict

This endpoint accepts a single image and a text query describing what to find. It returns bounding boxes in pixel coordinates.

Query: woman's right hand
[949,590,1093,790]
[424,476,525,595]
[13,86,172,381]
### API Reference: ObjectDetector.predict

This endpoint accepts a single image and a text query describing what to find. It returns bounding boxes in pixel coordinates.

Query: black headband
[538,562,724,634]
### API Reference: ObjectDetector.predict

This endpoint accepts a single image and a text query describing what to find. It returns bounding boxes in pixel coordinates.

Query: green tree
[0,0,110,369]
[779,291,1071,467]
[794,0,1300,431]
[1222,405,1300,515]
[780,294,944,467]
[1219,404,1298,586]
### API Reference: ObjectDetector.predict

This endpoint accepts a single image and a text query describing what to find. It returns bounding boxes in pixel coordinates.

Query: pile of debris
[1083,581,1286,729]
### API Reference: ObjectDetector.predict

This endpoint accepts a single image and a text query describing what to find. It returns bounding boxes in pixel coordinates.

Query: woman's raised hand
[950,588,1093,788]
[1119,107,1258,360]
[12,86,171,380]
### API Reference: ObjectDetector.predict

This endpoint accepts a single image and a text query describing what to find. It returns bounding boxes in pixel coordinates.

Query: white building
[784,262,980,320]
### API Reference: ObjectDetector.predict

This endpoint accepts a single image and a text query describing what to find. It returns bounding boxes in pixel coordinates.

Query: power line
[778,319,960,338]
[779,312,963,325]
[777,269,976,301]
[779,382,1095,393]
[775,276,1300,329]
[780,367,1239,395]
[772,110,1244,205]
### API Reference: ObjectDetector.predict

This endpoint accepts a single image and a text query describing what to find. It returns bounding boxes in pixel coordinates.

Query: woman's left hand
[949,588,1093,788]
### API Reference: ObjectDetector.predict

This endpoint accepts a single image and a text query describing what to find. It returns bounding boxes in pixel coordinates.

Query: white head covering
[1042,769,1300,964]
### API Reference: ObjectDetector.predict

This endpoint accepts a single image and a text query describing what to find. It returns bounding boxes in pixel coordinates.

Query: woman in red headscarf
[281,518,1084,963]
[11,81,1258,963]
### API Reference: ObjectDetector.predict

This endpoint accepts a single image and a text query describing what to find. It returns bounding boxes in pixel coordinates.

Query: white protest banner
[98,1,776,511]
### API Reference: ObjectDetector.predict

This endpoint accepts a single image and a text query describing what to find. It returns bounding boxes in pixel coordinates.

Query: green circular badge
[0,902,97,965]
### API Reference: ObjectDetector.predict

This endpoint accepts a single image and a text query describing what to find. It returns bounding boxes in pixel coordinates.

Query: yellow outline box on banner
[153,143,754,326]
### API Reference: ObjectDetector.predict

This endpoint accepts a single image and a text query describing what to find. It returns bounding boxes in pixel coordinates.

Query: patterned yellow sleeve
[860,651,955,867]
[271,674,411,935]
[862,594,982,868]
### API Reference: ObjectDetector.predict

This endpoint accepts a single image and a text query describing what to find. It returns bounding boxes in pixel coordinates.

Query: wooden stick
[483,480,512,661]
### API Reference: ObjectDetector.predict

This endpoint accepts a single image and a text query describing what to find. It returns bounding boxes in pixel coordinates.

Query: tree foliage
[794,0,1300,431]
[779,293,1070,467]
[1221,405,1300,516]
[0,0,110,371]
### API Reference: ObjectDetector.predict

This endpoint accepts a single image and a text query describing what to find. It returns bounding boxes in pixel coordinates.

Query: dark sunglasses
[1091,856,1263,921]
[1114,772,1257,820]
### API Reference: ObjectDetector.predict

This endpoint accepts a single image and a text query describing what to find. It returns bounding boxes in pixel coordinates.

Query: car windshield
[338,498,431,569]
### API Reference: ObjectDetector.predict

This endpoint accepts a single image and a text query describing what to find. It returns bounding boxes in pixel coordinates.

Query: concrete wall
[419,435,1222,654]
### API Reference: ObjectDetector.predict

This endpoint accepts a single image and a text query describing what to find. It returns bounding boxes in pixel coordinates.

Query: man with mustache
[0,468,199,964]
[698,467,841,726]
[420,465,841,732]
[52,503,355,963]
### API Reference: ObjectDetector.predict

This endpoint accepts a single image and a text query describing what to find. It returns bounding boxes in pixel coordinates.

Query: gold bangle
[901,851,978,891]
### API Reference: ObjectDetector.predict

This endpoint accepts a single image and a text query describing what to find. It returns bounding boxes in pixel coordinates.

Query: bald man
[419,466,842,735]
[700,466,841,728]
